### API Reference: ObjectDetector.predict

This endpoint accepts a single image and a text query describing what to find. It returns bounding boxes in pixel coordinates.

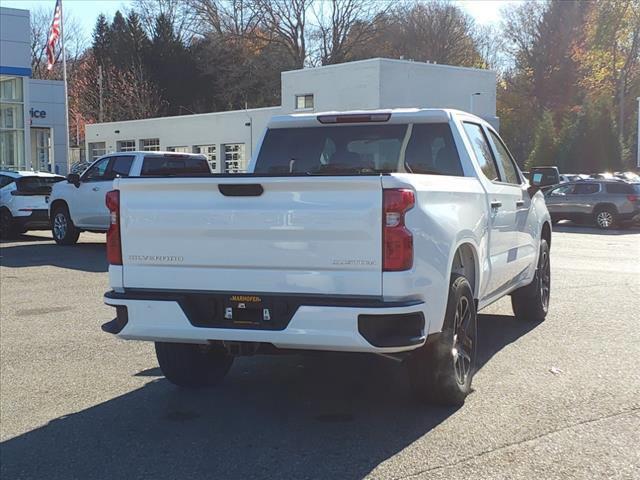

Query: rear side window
[110,156,134,178]
[573,183,600,194]
[605,183,633,194]
[0,175,14,188]
[141,155,211,176]
[405,124,463,176]
[462,123,499,181]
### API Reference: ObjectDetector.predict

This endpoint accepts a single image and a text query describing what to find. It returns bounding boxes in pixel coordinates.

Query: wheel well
[50,199,68,214]
[452,243,477,299]
[593,203,618,215]
[541,222,551,249]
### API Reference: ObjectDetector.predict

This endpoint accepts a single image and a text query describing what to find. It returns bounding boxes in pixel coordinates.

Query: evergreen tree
[109,11,129,69]
[126,11,150,68]
[92,14,111,68]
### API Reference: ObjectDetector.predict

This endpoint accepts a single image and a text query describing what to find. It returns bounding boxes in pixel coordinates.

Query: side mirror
[67,173,80,187]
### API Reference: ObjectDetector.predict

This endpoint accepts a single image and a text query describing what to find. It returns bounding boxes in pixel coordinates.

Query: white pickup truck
[48,151,211,245]
[102,109,552,405]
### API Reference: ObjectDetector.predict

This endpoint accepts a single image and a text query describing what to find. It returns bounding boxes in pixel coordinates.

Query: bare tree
[187,0,261,37]
[29,6,86,79]
[253,0,310,68]
[312,0,390,65]
[133,0,196,41]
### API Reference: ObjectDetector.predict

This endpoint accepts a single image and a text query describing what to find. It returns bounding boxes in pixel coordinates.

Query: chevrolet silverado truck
[102,109,553,406]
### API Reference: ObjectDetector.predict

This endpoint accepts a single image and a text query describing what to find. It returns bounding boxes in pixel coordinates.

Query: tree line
[33,0,640,172]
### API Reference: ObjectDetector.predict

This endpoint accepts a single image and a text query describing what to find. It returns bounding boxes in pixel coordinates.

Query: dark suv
[544,180,640,229]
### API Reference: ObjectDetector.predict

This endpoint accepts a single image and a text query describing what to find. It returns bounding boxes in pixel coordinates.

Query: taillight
[383,189,415,271]
[627,194,639,202]
[105,190,122,265]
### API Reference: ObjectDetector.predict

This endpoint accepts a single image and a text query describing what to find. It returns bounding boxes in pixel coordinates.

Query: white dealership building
[86,58,498,173]
[0,7,69,174]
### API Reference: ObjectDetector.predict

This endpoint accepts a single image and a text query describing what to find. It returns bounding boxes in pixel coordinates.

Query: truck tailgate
[118,176,383,296]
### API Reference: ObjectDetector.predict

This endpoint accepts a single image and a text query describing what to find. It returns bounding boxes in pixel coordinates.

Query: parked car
[48,151,211,245]
[101,109,554,406]
[0,170,64,238]
[530,166,560,186]
[614,171,640,182]
[544,180,640,229]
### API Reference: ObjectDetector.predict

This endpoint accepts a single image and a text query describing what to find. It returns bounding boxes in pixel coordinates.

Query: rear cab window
[141,155,211,176]
[254,123,463,176]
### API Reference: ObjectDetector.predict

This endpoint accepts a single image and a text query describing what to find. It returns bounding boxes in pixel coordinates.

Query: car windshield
[15,176,64,194]
[254,123,463,176]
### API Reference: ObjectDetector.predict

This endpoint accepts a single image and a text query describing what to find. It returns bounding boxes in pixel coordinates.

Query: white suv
[48,151,211,245]
[0,170,64,238]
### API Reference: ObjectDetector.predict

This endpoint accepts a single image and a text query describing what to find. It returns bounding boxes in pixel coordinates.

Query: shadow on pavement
[553,221,640,236]
[0,242,107,273]
[0,313,535,479]
[0,233,51,244]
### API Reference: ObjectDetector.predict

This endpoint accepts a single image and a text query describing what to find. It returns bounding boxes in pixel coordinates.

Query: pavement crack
[394,406,640,480]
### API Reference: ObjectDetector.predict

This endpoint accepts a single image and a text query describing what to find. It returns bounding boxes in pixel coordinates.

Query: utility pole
[98,65,104,123]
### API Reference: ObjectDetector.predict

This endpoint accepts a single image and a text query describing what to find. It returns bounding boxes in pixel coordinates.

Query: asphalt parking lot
[1,225,639,480]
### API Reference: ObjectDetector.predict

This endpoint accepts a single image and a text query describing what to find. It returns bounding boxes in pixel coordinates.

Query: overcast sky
[3,0,520,40]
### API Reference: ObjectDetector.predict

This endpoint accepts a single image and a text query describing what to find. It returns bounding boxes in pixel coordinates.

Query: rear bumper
[13,209,50,230]
[103,290,428,353]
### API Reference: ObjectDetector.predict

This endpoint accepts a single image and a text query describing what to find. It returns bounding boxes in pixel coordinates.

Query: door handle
[490,201,502,209]
[516,200,525,208]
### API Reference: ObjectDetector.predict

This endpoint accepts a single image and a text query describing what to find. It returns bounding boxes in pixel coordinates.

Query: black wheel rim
[539,248,550,311]
[452,296,474,386]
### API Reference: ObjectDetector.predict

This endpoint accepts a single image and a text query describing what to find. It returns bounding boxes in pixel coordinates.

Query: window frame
[295,94,314,111]
[116,140,136,152]
[485,127,523,186]
[462,121,502,183]
[140,138,160,152]
[572,182,601,195]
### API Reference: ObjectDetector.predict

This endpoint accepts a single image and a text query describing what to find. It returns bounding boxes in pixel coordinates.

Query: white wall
[378,59,497,120]
[0,8,30,70]
[280,60,381,114]
[30,80,68,174]
[85,107,280,172]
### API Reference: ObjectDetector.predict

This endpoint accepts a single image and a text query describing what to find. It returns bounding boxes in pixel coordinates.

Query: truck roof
[267,108,484,129]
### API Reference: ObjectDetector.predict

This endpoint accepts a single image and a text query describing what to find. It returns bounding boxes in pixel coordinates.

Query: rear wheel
[0,208,17,239]
[51,206,80,245]
[594,207,616,230]
[155,342,234,388]
[511,238,550,322]
[407,274,477,406]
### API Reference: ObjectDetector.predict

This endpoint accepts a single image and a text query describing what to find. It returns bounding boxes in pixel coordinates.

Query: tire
[155,342,234,388]
[51,205,80,245]
[511,238,550,323]
[0,208,17,239]
[594,207,616,230]
[407,274,477,406]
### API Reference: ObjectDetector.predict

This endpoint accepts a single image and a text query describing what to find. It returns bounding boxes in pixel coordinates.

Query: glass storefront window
[0,76,26,170]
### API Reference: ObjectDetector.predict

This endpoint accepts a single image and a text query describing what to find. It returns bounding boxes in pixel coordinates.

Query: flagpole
[60,0,71,174]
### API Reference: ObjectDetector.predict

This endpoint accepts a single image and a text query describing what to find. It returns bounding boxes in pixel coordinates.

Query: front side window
[488,130,520,184]
[462,122,499,182]
[295,94,314,110]
[549,184,574,196]
[573,183,600,195]
[83,158,111,181]
[141,138,160,152]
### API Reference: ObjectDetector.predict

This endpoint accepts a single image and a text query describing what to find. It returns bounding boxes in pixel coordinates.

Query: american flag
[46,0,62,71]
